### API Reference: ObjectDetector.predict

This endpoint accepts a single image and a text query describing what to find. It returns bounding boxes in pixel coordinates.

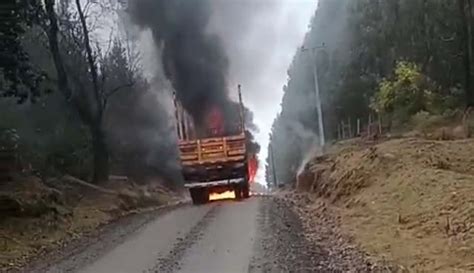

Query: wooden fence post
[378,114,382,135]
[347,117,352,138]
[341,121,346,139]
[337,123,341,140]
[368,114,373,136]
[357,118,361,136]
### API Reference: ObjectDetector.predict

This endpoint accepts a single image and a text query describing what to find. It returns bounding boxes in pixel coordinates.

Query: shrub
[371,61,460,128]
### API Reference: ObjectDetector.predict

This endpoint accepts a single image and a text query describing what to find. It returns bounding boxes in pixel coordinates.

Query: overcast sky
[210,0,317,184]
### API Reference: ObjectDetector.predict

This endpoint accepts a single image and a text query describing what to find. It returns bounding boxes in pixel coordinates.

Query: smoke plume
[128,0,260,155]
[128,0,235,129]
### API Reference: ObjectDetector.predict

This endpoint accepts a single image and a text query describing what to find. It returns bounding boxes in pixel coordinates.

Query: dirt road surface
[19,197,381,273]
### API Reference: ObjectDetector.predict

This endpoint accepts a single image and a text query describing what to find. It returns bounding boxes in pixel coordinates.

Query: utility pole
[269,140,278,188]
[302,44,326,150]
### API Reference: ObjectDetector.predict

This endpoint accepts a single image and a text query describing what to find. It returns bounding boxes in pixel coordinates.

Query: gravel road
[22,197,386,273]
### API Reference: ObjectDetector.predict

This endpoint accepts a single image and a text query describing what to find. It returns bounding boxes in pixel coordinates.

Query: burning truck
[174,85,257,205]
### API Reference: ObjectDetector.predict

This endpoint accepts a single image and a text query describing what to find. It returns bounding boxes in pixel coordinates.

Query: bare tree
[42,0,134,183]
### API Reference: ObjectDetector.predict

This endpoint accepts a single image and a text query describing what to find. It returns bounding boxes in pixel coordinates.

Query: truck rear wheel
[242,183,250,199]
[190,188,201,205]
[200,188,209,203]
[233,185,242,200]
[190,188,209,205]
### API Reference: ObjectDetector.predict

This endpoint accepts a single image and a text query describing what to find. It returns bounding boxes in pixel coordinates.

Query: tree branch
[107,82,135,98]
[75,0,102,118]
[44,0,71,100]
[440,35,456,42]
[42,0,95,127]
[102,81,135,110]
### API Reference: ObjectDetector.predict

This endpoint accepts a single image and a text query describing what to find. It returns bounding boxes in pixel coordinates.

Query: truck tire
[234,185,242,200]
[242,183,250,199]
[190,188,209,205]
[190,188,201,205]
[200,188,209,204]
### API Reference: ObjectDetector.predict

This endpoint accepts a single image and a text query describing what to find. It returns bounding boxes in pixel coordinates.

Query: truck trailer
[174,86,251,205]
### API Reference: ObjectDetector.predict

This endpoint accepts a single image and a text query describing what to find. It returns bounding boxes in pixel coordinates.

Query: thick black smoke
[128,0,260,166]
[128,0,234,129]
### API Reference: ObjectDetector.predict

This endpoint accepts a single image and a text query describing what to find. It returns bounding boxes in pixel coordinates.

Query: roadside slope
[297,137,474,272]
[0,175,178,271]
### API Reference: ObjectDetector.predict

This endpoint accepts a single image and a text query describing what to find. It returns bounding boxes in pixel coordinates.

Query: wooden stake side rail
[179,135,246,166]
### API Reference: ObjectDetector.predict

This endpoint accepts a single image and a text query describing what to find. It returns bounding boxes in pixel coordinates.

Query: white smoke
[286,121,322,176]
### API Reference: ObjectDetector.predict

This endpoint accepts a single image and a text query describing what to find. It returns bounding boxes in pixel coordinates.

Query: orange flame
[209,191,235,201]
[207,106,224,136]
[248,155,258,183]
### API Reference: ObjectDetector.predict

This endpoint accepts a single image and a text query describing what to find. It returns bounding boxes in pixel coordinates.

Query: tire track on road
[21,202,188,273]
[149,203,221,273]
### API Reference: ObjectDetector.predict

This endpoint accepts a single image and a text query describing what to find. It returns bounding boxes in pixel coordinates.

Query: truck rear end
[174,86,251,204]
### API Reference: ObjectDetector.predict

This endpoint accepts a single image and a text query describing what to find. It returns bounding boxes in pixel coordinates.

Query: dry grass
[301,137,474,272]
[0,176,173,269]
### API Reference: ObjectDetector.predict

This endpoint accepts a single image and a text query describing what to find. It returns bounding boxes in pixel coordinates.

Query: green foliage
[266,0,470,186]
[371,61,463,126]
[0,95,93,179]
[371,62,429,122]
[0,1,47,103]
[22,124,92,179]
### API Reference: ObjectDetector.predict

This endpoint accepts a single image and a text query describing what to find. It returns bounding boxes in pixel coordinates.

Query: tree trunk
[45,0,110,184]
[459,0,474,107]
[91,125,109,184]
[421,0,432,72]
[468,0,474,106]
